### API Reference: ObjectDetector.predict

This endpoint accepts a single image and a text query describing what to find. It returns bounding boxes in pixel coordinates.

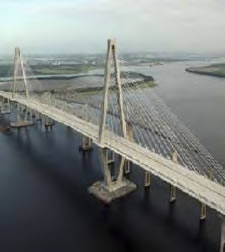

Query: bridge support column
[80,136,93,151]
[220,218,225,252]
[200,203,207,221]
[33,112,42,124]
[0,96,3,111]
[27,109,35,120]
[10,103,33,128]
[31,109,36,118]
[124,160,131,175]
[0,97,10,115]
[170,185,176,203]
[89,148,136,203]
[27,108,31,116]
[44,116,54,130]
[145,171,151,188]
[106,149,115,165]
[124,122,133,175]
[36,112,42,121]
[169,151,178,203]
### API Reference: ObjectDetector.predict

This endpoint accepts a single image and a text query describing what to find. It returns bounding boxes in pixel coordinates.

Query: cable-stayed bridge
[0,40,224,251]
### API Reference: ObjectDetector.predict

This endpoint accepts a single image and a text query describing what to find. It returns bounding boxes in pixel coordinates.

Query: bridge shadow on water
[0,114,221,252]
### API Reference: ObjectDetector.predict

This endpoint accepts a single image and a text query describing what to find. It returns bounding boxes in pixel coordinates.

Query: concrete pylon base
[89,178,136,203]
[10,121,34,128]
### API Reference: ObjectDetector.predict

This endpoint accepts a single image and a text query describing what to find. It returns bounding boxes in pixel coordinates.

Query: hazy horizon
[1,51,224,59]
[1,0,225,55]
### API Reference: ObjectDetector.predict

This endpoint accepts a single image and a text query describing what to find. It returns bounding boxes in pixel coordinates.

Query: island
[51,71,156,95]
[186,63,225,77]
[0,63,157,94]
[0,63,103,78]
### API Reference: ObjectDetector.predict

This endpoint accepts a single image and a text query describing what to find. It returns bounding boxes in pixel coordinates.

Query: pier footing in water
[10,121,34,128]
[89,178,136,203]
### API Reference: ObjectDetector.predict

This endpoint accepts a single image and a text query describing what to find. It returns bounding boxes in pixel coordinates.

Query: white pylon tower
[99,39,127,144]
[10,48,33,128]
[99,38,127,183]
[12,47,29,99]
[100,39,127,184]
[89,39,136,203]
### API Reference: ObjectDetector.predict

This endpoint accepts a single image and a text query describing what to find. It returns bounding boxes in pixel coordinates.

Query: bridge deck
[1,91,225,216]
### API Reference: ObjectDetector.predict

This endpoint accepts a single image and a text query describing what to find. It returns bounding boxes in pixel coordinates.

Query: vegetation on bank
[50,71,156,95]
[0,63,104,78]
[138,58,185,64]
[31,64,104,75]
[72,81,157,95]
[0,60,157,94]
[186,63,225,77]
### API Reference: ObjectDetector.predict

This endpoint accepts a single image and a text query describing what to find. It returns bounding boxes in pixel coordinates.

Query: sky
[1,0,225,54]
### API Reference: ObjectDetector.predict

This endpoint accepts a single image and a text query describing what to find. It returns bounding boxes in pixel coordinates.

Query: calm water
[128,61,225,163]
[0,61,224,252]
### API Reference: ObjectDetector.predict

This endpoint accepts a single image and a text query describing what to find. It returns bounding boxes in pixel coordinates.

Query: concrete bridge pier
[35,112,42,122]
[144,171,151,188]
[31,109,36,118]
[220,218,225,252]
[27,108,32,116]
[199,169,214,221]
[0,97,11,115]
[169,151,178,203]
[44,116,54,130]
[10,103,33,128]
[170,185,176,203]
[27,109,35,122]
[19,104,23,111]
[89,148,136,203]
[200,203,207,221]
[124,123,133,175]
[30,110,36,119]
[106,149,115,165]
[80,136,93,151]
[124,160,131,175]
[0,97,3,113]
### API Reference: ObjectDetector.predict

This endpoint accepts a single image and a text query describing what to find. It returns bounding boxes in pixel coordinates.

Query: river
[0,60,224,251]
[126,61,225,164]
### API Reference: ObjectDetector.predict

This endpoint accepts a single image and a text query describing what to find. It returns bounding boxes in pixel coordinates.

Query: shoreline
[186,68,225,78]
[186,64,225,78]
